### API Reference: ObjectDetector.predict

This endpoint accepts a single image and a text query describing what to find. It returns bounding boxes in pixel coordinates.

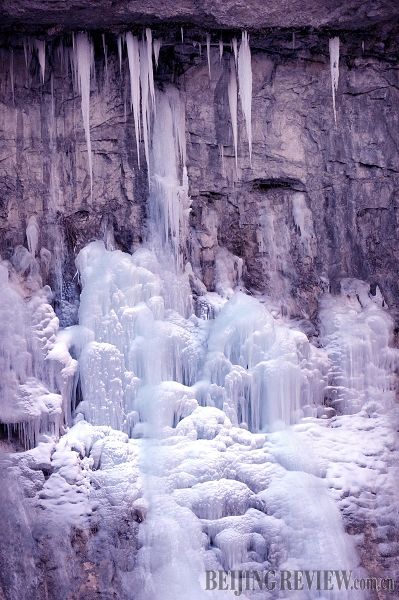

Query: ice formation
[126,32,142,165]
[206,33,211,79]
[227,57,238,170]
[9,49,14,104]
[219,38,223,61]
[26,215,40,257]
[34,39,46,83]
[153,38,161,68]
[2,36,399,600]
[329,36,340,124]
[117,33,123,73]
[74,32,94,194]
[0,250,63,449]
[238,31,252,165]
[231,37,238,67]
[102,33,108,81]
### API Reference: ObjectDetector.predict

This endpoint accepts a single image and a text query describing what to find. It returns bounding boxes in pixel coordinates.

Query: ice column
[149,88,189,264]
[74,32,94,195]
[238,31,252,165]
[329,37,340,124]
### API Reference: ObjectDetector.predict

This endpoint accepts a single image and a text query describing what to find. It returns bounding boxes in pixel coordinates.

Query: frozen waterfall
[1,28,398,600]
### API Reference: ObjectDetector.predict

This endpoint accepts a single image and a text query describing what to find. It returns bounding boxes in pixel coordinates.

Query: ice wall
[319,278,397,414]
[0,247,64,448]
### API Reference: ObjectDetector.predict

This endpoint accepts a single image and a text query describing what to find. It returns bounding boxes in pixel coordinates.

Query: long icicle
[228,57,238,171]
[329,37,340,125]
[117,34,123,74]
[219,39,224,62]
[126,32,142,167]
[10,49,15,104]
[232,37,238,67]
[237,31,252,166]
[102,33,108,82]
[146,28,155,109]
[75,32,94,195]
[206,34,211,79]
[140,38,151,181]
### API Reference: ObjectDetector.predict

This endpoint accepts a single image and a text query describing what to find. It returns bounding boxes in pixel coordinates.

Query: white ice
[238,31,253,165]
[329,37,340,124]
[74,32,94,194]
[227,57,238,171]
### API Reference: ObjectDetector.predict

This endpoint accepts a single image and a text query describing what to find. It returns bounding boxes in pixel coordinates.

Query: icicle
[228,58,238,171]
[126,32,142,167]
[153,39,161,68]
[206,34,211,79]
[75,32,94,195]
[117,34,123,74]
[23,38,32,83]
[50,74,55,118]
[219,39,224,62]
[146,28,155,108]
[140,39,151,180]
[232,37,238,67]
[23,39,29,68]
[329,37,340,125]
[10,49,15,105]
[35,40,46,83]
[237,31,252,165]
[181,27,184,43]
[219,143,225,177]
[102,33,108,81]
[362,40,365,54]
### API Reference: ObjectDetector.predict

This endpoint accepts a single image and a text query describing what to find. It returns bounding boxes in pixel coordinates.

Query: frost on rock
[329,36,340,124]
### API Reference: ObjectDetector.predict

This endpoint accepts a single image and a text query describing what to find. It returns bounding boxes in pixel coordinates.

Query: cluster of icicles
[14,31,341,193]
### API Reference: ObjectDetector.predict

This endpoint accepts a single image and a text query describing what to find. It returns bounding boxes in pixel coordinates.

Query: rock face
[0,26,398,326]
[2,0,399,31]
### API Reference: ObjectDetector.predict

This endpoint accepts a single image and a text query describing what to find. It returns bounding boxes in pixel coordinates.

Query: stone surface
[1,0,399,32]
